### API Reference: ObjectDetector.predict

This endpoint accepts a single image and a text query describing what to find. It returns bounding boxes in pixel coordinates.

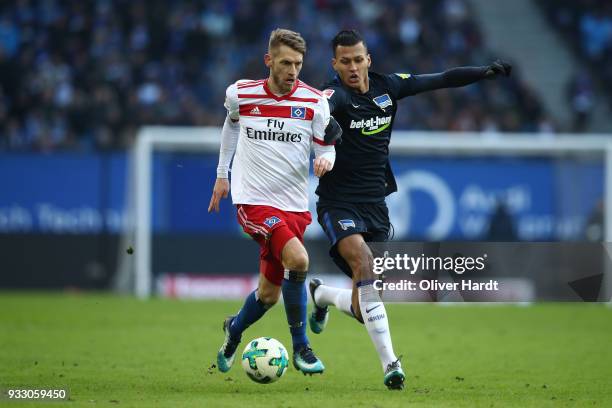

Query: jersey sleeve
[387,67,489,99]
[312,96,331,145]
[321,86,345,114]
[312,96,335,167]
[385,72,418,100]
[224,82,240,121]
[216,115,240,178]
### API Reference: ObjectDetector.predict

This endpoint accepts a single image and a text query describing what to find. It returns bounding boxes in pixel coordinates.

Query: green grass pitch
[1,293,611,407]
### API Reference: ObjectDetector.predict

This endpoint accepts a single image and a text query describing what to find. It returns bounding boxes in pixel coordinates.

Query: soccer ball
[241,337,289,384]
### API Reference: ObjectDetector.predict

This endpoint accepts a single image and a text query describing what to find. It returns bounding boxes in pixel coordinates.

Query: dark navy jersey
[316,71,415,203]
[316,67,488,203]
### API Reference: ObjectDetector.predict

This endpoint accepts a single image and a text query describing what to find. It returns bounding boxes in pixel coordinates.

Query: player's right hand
[485,59,512,78]
[313,156,333,178]
[208,178,230,213]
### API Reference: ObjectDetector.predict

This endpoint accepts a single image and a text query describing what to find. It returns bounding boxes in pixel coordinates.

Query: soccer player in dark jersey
[308,29,511,390]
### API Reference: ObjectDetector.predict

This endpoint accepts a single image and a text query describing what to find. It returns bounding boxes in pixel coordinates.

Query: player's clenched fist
[208,178,230,213]
[313,157,333,178]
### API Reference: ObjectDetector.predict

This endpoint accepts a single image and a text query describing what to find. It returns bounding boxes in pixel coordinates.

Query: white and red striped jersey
[222,78,333,212]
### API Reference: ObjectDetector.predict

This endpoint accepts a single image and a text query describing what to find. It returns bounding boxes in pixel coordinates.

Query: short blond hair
[268,28,306,55]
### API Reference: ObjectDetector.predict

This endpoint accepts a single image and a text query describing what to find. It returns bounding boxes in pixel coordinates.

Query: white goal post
[125,126,612,299]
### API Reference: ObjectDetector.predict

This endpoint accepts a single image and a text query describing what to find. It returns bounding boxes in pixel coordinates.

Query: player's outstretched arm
[406,59,512,95]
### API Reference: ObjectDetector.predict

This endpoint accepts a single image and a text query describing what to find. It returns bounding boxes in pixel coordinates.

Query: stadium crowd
[537,0,612,132]
[0,0,552,152]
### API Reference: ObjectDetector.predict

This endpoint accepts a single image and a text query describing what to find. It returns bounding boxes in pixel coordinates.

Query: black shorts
[316,198,390,277]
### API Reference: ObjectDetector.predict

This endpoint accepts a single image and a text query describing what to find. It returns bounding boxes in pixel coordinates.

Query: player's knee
[283,251,309,273]
[346,248,375,281]
[342,247,360,270]
[281,238,309,272]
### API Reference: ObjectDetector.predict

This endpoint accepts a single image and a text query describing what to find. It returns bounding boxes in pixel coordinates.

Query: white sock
[314,285,353,317]
[357,281,398,371]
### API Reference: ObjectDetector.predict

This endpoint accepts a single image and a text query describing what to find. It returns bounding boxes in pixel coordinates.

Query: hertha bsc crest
[338,219,356,231]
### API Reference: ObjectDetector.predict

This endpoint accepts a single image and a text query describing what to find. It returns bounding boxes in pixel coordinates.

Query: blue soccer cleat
[293,345,325,375]
[308,278,329,334]
[384,357,405,390]
[217,315,241,373]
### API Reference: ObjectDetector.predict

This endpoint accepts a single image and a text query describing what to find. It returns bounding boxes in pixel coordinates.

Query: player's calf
[346,242,376,324]
[257,282,281,306]
[282,269,324,374]
[339,235,403,387]
[280,238,325,374]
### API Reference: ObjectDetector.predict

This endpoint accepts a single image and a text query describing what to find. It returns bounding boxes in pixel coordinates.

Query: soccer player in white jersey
[208,29,336,375]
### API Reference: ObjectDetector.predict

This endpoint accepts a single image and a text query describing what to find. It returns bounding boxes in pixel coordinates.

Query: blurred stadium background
[1,0,611,301]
